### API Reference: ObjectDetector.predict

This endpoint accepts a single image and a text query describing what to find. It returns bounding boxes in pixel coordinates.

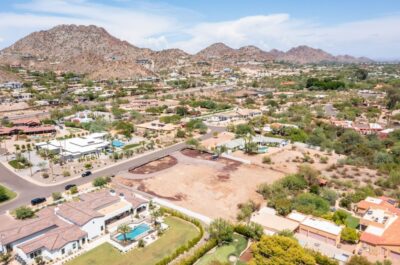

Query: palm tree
[27,145,33,177]
[117,224,131,242]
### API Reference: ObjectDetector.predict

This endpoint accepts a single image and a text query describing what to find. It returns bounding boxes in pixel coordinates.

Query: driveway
[0,126,225,213]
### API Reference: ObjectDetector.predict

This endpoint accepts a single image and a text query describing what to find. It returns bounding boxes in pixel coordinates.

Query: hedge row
[176,239,218,265]
[155,207,205,265]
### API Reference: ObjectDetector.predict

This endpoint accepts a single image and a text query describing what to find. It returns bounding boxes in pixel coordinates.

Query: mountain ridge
[0,24,373,79]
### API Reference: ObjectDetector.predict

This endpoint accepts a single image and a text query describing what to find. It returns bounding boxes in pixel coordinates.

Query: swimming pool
[112,139,125,148]
[116,223,150,241]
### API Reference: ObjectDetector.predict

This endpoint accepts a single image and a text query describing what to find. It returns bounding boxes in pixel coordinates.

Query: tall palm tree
[117,224,131,242]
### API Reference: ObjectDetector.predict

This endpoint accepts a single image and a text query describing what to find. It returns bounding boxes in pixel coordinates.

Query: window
[72,243,76,249]
[61,248,65,255]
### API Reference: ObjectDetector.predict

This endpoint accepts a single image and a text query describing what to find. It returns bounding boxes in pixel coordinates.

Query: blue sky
[1,0,400,59]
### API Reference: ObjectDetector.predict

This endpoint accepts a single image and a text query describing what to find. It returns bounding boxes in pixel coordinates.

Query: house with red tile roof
[356,197,400,262]
[0,188,148,264]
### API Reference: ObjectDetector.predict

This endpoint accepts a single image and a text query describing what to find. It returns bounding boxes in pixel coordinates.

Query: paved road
[0,126,225,213]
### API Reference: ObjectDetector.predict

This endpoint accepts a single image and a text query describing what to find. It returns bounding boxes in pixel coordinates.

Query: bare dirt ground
[201,131,235,149]
[129,155,178,174]
[119,149,285,221]
[231,144,343,175]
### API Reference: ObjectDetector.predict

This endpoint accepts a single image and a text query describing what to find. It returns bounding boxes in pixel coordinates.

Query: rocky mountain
[194,43,371,64]
[0,24,373,79]
[0,68,21,83]
[0,25,156,79]
[277,45,372,64]
[195,43,237,60]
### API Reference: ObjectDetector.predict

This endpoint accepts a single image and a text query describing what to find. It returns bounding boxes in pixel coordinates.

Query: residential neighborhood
[0,1,400,265]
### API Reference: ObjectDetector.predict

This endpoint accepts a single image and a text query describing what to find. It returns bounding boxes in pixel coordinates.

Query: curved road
[0,126,225,213]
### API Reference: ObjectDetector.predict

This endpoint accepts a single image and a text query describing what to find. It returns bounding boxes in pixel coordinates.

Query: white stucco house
[0,188,148,264]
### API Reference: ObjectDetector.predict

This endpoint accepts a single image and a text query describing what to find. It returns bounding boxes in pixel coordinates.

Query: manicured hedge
[155,207,205,265]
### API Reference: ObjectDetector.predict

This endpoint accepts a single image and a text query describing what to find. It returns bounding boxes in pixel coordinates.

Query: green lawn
[345,215,360,229]
[66,216,200,265]
[8,160,29,169]
[0,184,17,204]
[196,234,248,265]
[122,143,141,150]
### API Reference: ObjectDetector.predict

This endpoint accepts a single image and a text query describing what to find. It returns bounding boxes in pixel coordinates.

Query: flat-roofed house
[35,132,110,160]
[287,212,343,246]
[250,207,299,235]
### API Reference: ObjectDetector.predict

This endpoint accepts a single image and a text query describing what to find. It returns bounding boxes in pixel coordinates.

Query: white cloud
[173,14,400,59]
[0,0,399,59]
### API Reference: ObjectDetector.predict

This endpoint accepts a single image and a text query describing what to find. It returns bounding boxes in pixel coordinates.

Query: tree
[293,193,330,216]
[70,186,78,194]
[332,210,349,225]
[176,129,186,138]
[386,87,400,110]
[15,206,35,219]
[208,218,234,245]
[235,124,254,137]
[340,227,359,244]
[271,197,293,216]
[249,235,316,265]
[355,68,368,81]
[235,222,264,240]
[298,165,320,186]
[244,136,258,154]
[186,138,200,149]
[0,253,11,264]
[92,177,108,187]
[117,224,131,242]
[320,188,338,206]
[237,200,259,223]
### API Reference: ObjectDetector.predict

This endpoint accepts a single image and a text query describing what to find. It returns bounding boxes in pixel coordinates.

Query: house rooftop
[251,207,299,234]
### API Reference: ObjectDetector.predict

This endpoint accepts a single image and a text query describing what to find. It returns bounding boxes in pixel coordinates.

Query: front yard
[66,216,200,265]
[196,234,248,265]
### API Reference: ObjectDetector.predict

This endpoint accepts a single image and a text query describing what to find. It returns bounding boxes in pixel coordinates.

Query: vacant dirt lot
[129,155,178,174]
[231,143,344,175]
[119,150,286,220]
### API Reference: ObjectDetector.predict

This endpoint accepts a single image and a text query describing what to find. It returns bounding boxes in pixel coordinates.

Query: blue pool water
[116,224,150,241]
[112,139,125,148]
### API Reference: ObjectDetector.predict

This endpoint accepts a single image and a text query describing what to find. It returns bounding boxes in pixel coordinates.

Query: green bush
[234,222,264,240]
[0,186,10,202]
[92,177,108,187]
[15,206,35,219]
[52,192,62,201]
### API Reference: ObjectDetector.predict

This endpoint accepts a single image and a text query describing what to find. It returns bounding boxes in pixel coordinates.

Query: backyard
[66,216,200,265]
[196,234,248,265]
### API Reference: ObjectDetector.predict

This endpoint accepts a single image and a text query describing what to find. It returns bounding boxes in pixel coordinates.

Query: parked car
[31,197,46,206]
[81,171,92,177]
[65,184,76,190]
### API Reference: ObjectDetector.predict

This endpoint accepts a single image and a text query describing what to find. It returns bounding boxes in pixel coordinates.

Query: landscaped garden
[8,154,31,169]
[196,234,248,265]
[66,216,200,265]
[0,185,16,204]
